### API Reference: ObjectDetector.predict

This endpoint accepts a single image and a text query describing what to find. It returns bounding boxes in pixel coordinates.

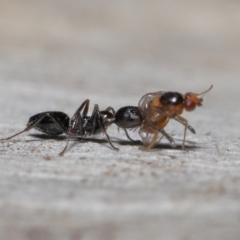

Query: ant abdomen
[115,106,142,129]
[28,111,70,135]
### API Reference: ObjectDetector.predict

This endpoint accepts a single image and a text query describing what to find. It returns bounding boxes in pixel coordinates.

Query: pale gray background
[0,0,240,239]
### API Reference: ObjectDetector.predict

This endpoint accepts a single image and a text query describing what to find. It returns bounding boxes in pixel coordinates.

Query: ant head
[183,85,213,112]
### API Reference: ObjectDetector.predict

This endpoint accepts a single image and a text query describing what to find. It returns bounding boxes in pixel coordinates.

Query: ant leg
[59,100,90,156]
[174,116,196,134]
[122,128,138,142]
[105,106,116,115]
[174,115,189,149]
[69,99,90,136]
[82,100,90,117]
[71,99,90,133]
[88,104,98,136]
[1,114,47,141]
[72,99,90,118]
[59,142,69,156]
[95,104,119,151]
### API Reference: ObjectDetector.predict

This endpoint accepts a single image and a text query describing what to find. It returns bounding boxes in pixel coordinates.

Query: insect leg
[142,123,176,149]
[59,100,89,156]
[105,106,116,115]
[88,104,98,136]
[82,99,90,117]
[174,115,189,149]
[95,104,119,151]
[174,116,196,134]
[122,128,138,142]
[69,99,90,136]
[161,129,176,148]
[1,113,53,141]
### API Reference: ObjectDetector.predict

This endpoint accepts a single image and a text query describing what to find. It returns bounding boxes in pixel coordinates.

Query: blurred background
[1,0,239,104]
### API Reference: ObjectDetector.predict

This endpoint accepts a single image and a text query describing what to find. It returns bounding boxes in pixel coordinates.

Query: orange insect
[138,85,213,151]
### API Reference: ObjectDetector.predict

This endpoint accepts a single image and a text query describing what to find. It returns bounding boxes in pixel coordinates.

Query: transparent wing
[139,91,165,110]
[139,125,164,147]
[139,124,176,149]
[138,91,165,120]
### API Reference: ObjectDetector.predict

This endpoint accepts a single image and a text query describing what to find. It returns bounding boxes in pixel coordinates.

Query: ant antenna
[196,85,213,97]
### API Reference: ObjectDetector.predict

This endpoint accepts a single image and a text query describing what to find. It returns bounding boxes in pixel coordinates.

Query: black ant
[1,99,133,156]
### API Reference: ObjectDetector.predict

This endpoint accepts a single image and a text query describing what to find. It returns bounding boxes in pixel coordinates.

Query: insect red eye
[184,99,196,111]
[184,93,197,111]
